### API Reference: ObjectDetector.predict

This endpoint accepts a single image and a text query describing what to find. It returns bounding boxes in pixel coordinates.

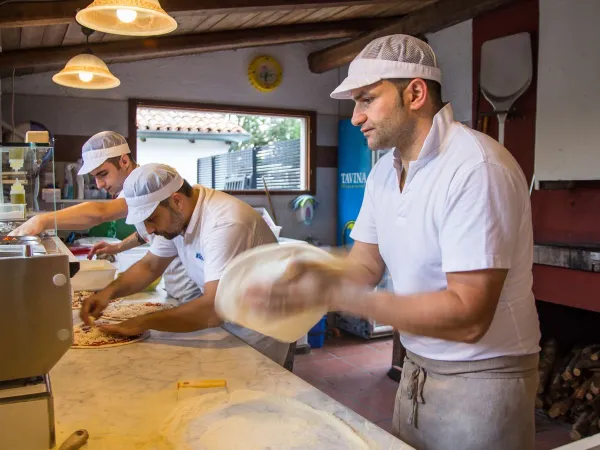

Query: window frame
[128,98,317,196]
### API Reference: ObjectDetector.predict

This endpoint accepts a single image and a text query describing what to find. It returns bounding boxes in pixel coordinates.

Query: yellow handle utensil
[177,379,227,389]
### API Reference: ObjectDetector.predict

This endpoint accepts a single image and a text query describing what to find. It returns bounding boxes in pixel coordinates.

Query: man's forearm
[335,288,488,343]
[117,232,145,253]
[103,260,161,299]
[139,295,220,333]
[54,201,125,230]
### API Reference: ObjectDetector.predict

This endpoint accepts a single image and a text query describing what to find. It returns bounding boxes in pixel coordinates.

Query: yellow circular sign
[248,55,283,92]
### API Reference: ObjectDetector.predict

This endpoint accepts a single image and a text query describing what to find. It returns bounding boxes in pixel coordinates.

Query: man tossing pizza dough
[80,164,291,367]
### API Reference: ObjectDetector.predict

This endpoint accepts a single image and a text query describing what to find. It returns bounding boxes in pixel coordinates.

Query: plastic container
[0,204,26,220]
[307,315,327,349]
[115,245,151,273]
[10,180,26,205]
[70,259,117,291]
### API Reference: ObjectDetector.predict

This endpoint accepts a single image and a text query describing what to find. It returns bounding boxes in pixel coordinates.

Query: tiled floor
[293,332,572,449]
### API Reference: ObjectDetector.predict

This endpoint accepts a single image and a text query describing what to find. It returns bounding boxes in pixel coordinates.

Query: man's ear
[171,193,185,211]
[406,78,428,111]
[119,155,131,171]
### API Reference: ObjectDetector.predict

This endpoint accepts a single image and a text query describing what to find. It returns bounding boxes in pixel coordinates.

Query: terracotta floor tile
[295,357,361,378]
[352,386,396,417]
[322,371,384,395]
[369,339,394,352]
[327,343,380,358]
[342,351,394,371]
[295,347,337,363]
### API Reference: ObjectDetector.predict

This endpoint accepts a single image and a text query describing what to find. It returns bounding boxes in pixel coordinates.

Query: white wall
[1,41,347,244]
[137,138,229,183]
[535,0,600,182]
[427,20,473,125]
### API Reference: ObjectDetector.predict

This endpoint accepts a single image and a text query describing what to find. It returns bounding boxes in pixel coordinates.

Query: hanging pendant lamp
[52,27,120,90]
[75,0,177,36]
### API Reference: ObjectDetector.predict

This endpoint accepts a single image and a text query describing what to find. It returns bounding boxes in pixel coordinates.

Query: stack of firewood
[537,339,600,441]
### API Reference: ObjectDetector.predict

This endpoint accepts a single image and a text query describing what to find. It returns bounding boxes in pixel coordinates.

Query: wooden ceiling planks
[194,14,229,32]
[209,12,262,32]
[40,24,69,47]
[170,12,211,35]
[19,26,45,49]
[0,28,21,51]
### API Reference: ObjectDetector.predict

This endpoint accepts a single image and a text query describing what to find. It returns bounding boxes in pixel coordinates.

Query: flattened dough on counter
[161,390,373,450]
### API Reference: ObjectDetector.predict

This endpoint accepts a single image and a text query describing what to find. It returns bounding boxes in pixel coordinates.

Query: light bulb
[78,71,94,82]
[116,8,137,23]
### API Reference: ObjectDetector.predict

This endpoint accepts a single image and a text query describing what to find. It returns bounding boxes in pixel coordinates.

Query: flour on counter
[161,390,372,450]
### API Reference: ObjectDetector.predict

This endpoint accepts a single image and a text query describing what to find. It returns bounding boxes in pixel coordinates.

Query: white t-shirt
[150,185,277,287]
[118,190,202,302]
[351,104,541,361]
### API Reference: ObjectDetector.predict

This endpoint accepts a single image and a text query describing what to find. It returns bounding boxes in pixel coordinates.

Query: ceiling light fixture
[75,0,177,36]
[52,27,120,90]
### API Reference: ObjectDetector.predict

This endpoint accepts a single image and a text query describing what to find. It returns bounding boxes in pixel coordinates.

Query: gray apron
[394,350,539,450]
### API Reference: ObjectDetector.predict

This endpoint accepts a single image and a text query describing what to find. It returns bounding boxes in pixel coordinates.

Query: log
[563,347,583,381]
[576,378,593,400]
[570,411,597,441]
[592,352,600,362]
[535,395,544,410]
[550,352,577,399]
[591,374,600,396]
[538,338,558,394]
[590,395,600,413]
[588,421,599,438]
[574,360,600,377]
[549,398,574,418]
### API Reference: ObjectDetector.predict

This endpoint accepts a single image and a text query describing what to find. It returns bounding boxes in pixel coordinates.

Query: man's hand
[98,318,147,336]
[9,215,47,236]
[80,291,113,325]
[88,241,120,260]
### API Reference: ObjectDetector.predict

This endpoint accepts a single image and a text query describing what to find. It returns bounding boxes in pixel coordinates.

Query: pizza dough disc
[214,243,334,343]
[161,390,372,450]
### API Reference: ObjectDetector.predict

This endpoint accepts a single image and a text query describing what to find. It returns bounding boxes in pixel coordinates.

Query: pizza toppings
[72,321,147,348]
[71,291,122,309]
[101,302,175,321]
[71,290,94,309]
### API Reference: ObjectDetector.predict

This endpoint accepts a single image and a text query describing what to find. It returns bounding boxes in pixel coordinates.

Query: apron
[393,350,539,450]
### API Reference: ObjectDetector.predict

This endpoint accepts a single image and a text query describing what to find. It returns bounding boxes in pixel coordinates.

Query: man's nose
[351,106,366,127]
[144,222,155,235]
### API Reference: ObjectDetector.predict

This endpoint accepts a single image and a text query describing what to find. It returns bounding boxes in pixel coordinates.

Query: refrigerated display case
[336,119,393,339]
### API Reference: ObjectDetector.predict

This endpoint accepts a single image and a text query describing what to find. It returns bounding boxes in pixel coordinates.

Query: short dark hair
[105,154,136,169]
[159,179,193,207]
[389,78,443,111]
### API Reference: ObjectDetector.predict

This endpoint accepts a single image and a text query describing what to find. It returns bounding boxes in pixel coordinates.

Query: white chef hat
[330,34,442,100]
[78,131,131,175]
[123,163,184,225]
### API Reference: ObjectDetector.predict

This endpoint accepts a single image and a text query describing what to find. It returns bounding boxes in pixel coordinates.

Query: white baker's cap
[123,163,184,225]
[331,34,442,100]
[78,131,131,175]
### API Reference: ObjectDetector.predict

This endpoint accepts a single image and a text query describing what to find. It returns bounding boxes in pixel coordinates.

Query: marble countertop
[52,291,412,449]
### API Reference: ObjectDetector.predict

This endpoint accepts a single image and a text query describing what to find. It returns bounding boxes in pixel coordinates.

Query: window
[129,99,316,194]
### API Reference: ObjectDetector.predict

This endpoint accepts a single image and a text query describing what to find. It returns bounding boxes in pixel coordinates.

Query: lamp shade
[75,0,177,36]
[52,53,120,90]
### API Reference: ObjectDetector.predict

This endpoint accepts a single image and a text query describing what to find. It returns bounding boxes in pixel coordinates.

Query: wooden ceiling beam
[0,0,392,28]
[308,0,518,73]
[0,17,396,74]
